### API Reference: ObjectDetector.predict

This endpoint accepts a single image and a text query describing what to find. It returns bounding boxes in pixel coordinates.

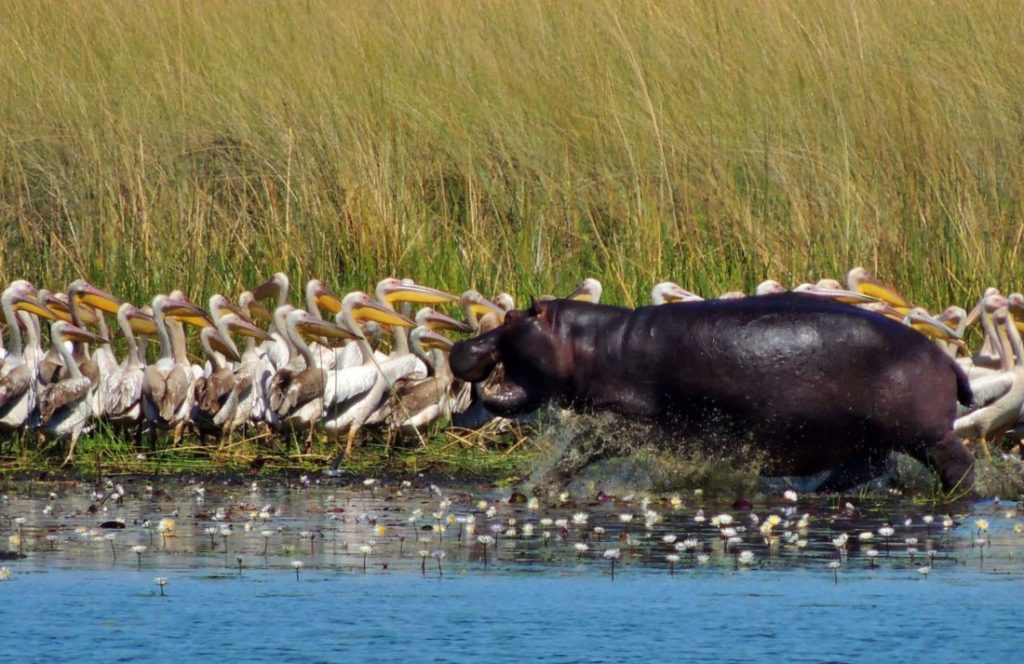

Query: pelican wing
[968,373,1014,409]
[0,363,33,407]
[101,367,143,418]
[323,365,377,408]
[39,376,92,423]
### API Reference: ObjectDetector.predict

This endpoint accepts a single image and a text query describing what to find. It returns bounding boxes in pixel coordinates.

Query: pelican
[565,278,602,304]
[190,319,253,438]
[901,307,963,344]
[320,292,416,461]
[251,273,292,369]
[955,298,1024,457]
[846,267,913,314]
[383,326,470,434]
[141,294,209,447]
[37,321,109,465]
[461,290,505,334]
[267,309,342,432]
[0,281,55,432]
[791,282,878,305]
[651,282,703,305]
[755,280,787,296]
[97,303,157,441]
[228,291,276,433]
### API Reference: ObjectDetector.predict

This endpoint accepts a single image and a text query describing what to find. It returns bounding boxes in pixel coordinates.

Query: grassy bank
[2,1,1023,310]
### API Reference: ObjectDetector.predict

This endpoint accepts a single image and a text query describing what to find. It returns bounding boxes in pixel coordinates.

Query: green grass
[2,1,1023,310]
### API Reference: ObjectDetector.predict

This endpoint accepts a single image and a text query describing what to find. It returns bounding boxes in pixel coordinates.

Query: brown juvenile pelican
[384,326,470,433]
[37,320,109,465]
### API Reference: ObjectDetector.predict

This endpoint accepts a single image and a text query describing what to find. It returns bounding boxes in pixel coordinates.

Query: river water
[1,476,1021,663]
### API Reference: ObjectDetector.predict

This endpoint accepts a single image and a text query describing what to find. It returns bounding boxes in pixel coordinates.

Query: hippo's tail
[952,361,973,407]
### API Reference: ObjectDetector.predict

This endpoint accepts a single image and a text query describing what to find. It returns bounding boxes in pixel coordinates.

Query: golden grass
[2,1,1023,310]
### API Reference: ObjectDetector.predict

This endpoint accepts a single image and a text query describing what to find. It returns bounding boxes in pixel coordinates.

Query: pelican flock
[1,270,1023,465]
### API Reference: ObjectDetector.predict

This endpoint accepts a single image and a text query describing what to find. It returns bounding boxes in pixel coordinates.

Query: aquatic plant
[105,533,117,562]
[0,567,10,581]
[666,554,679,576]
[261,530,273,556]
[478,535,495,568]
[878,525,895,557]
[603,548,621,580]
[419,550,429,576]
[132,545,146,569]
[432,550,446,578]
[360,544,372,573]
[917,566,931,579]
[827,561,840,585]
[153,577,168,596]
[292,560,303,580]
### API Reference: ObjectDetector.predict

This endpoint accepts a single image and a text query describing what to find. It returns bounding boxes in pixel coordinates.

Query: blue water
[1,479,1022,663]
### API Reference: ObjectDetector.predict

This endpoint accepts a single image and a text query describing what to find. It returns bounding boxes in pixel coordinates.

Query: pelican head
[460,290,504,330]
[375,278,458,307]
[67,279,123,316]
[651,282,702,305]
[846,266,912,310]
[415,307,473,334]
[344,292,416,328]
[755,280,787,296]
[252,273,290,303]
[565,278,602,303]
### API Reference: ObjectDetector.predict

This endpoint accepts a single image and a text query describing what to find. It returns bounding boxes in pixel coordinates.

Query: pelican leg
[343,427,360,461]
[172,421,186,447]
[61,431,80,468]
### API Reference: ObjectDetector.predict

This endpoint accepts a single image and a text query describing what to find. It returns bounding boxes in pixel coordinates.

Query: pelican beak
[216,299,247,320]
[314,284,344,315]
[353,299,416,328]
[226,316,273,341]
[460,291,504,326]
[164,297,213,328]
[865,302,905,322]
[380,282,458,306]
[205,328,241,363]
[11,292,58,320]
[71,281,124,315]
[903,308,962,341]
[852,275,913,311]
[126,307,159,336]
[41,294,75,323]
[809,286,881,305]
[296,317,359,341]
[247,300,273,323]
[251,275,283,301]
[565,281,599,302]
[58,322,109,345]
[417,308,474,333]
[416,328,454,351]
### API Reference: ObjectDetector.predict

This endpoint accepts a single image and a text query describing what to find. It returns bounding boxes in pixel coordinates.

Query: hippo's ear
[529,298,553,325]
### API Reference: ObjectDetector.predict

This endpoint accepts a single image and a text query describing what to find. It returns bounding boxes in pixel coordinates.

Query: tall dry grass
[1,1,1023,310]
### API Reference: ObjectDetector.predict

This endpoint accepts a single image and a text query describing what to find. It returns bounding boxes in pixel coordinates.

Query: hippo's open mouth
[479,365,535,415]
[450,332,541,415]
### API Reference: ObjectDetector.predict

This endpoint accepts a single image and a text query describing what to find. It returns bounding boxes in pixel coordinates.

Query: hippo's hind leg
[907,431,975,494]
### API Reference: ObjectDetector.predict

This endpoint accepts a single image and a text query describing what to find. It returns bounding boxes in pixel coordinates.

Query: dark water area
[1,476,1022,663]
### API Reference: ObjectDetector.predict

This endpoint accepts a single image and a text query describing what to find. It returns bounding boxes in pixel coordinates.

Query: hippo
[449,295,975,493]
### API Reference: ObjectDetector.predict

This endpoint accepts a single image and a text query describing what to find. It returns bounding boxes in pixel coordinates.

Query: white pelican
[97,303,157,441]
[461,290,505,333]
[651,282,703,305]
[565,278,602,304]
[320,292,416,461]
[230,291,275,431]
[846,267,913,314]
[0,281,55,432]
[755,280,787,296]
[955,298,1024,457]
[251,273,292,369]
[37,320,109,465]
[141,294,209,447]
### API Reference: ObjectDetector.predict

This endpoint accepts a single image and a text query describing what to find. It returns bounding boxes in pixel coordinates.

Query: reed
[2,1,1023,310]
